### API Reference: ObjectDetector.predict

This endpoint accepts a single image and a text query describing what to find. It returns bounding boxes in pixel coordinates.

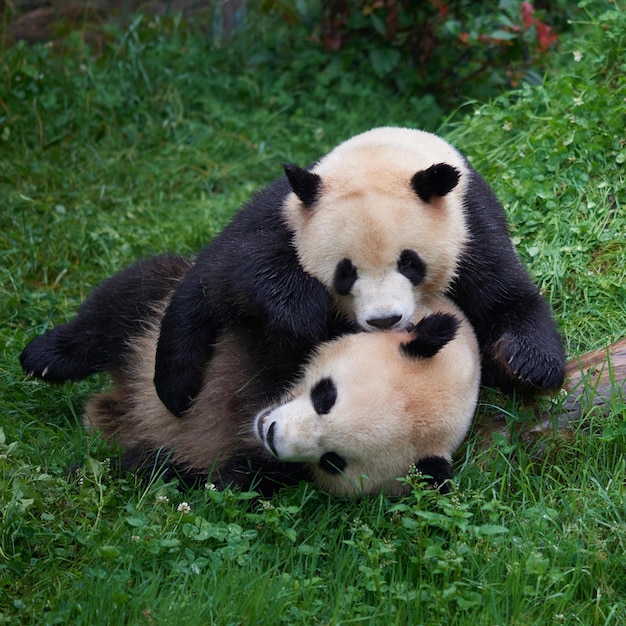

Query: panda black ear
[283,163,322,208]
[411,163,460,202]
[400,312,460,359]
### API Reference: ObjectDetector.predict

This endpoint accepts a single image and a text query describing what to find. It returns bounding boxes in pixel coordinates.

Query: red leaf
[536,22,558,50]
[522,2,535,27]
[386,2,399,38]
[431,0,449,17]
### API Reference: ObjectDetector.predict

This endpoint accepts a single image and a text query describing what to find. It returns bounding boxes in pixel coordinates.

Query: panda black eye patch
[397,249,426,286]
[319,452,347,474]
[333,258,358,296]
[310,377,337,415]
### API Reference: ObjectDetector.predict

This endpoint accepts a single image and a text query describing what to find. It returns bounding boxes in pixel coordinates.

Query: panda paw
[494,331,565,391]
[20,332,86,383]
[153,364,201,417]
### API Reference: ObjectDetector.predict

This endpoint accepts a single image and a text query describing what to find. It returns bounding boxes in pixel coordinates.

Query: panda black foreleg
[112,446,308,496]
[154,234,335,418]
[114,447,211,490]
[415,456,453,494]
[20,254,190,383]
[210,450,311,496]
[154,275,222,417]
[238,235,334,342]
[488,293,565,391]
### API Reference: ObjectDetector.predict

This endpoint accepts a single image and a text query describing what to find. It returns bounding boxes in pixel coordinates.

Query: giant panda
[20,254,480,496]
[147,126,564,417]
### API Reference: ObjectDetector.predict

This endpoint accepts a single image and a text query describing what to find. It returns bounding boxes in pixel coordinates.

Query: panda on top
[147,126,565,418]
[20,254,480,496]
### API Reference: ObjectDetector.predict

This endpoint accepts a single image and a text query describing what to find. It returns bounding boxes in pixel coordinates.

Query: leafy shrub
[2,1,575,133]
[279,0,577,108]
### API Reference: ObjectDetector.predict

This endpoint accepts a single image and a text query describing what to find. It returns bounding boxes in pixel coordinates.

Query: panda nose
[366,314,402,330]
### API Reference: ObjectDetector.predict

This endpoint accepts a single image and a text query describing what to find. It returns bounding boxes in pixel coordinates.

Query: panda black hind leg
[20,254,191,383]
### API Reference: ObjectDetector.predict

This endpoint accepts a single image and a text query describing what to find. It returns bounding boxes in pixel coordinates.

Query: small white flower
[573,51,583,62]
[156,495,169,503]
[573,96,584,107]
[205,482,216,491]
[502,122,513,131]
[177,501,191,514]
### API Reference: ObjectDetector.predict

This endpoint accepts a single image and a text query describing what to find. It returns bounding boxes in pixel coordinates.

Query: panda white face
[253,300,481,496]
[282,127,470,333]
[254,342,416,495]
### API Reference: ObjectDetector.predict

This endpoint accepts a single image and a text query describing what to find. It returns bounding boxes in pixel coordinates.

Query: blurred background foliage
[3,0,578,128]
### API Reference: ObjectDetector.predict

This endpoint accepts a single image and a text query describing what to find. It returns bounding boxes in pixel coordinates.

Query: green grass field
[1,2,625,624]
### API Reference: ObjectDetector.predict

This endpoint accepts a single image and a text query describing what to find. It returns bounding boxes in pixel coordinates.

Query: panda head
[282,127,470,332]
[253,298,481,496]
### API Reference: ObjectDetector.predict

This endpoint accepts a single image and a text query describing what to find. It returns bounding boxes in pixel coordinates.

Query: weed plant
[1,1,625,624]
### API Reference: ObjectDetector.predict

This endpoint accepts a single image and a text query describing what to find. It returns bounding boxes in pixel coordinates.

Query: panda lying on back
[21,254,481,496]
[145,126,563,416]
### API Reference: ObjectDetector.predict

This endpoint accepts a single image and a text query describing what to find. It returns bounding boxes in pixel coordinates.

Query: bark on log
[473,338,626,445]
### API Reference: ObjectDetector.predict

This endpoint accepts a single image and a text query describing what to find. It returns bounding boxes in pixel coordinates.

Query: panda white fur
[133,126,563,417]
[20,254,480,496]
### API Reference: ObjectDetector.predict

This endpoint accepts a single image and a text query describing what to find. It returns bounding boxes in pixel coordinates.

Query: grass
[1,1,625,624]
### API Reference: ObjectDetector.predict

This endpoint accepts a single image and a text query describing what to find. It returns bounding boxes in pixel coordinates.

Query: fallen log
[473,338,626,446]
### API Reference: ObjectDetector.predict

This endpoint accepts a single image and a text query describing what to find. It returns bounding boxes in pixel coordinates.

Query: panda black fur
[20,254,480,496]
[147,126,564,416]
